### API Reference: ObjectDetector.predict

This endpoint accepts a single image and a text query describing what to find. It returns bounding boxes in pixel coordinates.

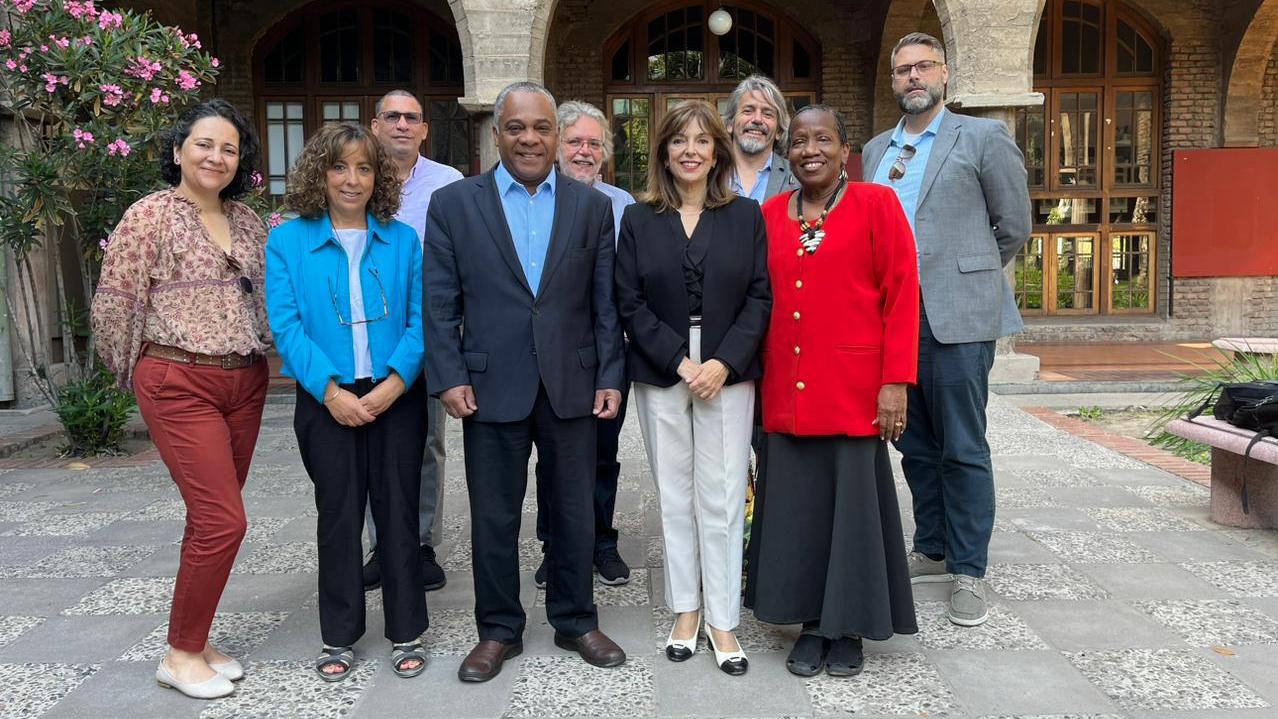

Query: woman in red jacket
[745,105,919,678]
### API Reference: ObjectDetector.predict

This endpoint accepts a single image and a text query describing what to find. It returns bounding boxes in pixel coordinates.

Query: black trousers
[295,379,427,647]
[464,385,597,643]
[535,383,629,552]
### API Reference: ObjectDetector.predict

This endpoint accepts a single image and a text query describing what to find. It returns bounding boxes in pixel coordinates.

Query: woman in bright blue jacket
[265,122,427,682]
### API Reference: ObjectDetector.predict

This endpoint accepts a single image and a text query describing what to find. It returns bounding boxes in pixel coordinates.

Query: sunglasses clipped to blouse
[223,253,253,294]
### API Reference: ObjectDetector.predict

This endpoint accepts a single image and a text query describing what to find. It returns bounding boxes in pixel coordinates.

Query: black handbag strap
[1187,384,1224,420]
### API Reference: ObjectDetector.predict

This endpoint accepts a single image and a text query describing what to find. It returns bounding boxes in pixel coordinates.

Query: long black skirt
[745,432,917,640]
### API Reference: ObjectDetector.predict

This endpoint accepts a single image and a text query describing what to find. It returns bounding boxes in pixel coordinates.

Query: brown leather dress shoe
[457,639,523,682]
[553,629,626,668]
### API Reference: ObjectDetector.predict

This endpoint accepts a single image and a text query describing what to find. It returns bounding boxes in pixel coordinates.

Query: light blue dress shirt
[494,162,556,294]
[594,180,636,240]
[731,152,773,203]
[334,228,373,379]
[398,154,464,244]
[871,108,948,234]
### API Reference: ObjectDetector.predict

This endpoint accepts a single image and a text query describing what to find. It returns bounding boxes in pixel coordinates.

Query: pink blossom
[99,83,123,106]
[149,87,170,105]
[17,64,27,73]
[13,0,37,14]
[72,128,96,149]
[80,36,93,47]
[39,45,48,53]
[176,70,199,91]
[211,57,219,68]
[54,37,71,50]
[63,1,99,19]
[250,171,264,188]
[5,59,17,71]
[176,32,201,50]
[125,56,162,81]
[98,238,109,251]
[267,212,283,228]
[41,73,69,93]
[0,30,10,48]
[106,139,131,157]
[97,11,123,31]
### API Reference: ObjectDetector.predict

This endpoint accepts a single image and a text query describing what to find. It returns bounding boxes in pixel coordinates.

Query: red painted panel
[1172,148,1278,278]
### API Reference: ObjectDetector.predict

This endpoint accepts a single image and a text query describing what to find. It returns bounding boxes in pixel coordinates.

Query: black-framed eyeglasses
[328,262,389,326]
[378,111,423,125]
[224,253,253,294]
[888,143,918,183]
[891,60,943,80]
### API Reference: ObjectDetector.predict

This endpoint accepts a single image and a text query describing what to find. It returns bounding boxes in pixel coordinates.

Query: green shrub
[53,366,135,456]
[1148,350,1278,465]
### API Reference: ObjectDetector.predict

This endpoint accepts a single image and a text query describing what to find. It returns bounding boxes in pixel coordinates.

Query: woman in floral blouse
[92,99,269,700]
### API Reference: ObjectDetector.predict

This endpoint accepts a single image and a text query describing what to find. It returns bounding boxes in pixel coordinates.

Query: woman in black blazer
[615,100,771,676]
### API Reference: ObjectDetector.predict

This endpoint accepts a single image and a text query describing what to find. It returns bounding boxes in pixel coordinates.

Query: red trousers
[133,354,268,652]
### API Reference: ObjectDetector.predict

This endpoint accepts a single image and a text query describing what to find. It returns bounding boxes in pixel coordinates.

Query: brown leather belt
[143,343,261,369]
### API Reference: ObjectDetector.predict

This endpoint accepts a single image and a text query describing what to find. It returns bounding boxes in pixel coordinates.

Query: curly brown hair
[283,122,402,224]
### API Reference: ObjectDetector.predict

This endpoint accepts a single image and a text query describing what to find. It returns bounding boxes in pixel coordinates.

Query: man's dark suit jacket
[614,197,771,388]
[423,166,625,423]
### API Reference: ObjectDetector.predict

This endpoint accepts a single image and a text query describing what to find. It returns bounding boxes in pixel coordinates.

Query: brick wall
[1261,42,1278,147]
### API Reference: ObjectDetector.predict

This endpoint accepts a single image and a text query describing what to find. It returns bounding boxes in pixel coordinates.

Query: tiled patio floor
[1,395,1276,718]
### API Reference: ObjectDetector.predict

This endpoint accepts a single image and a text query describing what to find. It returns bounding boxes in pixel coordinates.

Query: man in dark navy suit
[423,81,627,682]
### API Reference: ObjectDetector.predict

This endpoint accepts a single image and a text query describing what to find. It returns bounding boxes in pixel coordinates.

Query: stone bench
[1211,337,1278,360]
[1166,416,1278,529]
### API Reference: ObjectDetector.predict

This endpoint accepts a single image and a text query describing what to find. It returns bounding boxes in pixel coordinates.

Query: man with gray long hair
[723,74,799,202]
[531,100,636,589]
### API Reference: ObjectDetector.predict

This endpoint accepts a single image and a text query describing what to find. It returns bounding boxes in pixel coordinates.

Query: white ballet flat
[209,657,244,682]
[706,628,749,676]
[156,659,235,699]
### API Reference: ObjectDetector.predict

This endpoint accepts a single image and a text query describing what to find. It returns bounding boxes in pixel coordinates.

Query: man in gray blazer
[864,32,1031,628]
[724,74,800,202]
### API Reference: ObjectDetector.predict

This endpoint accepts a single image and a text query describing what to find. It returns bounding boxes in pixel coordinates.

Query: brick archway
[1224,0,1278,146]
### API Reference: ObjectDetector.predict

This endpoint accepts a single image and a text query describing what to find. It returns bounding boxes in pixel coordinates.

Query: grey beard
[735,134,770,155]
[897,86,942,115]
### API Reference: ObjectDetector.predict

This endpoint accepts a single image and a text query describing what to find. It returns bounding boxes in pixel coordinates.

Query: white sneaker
[907,551,953,585]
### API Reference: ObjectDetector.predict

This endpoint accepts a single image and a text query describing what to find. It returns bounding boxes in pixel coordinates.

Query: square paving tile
[0,501,59,523]
[1003,469,1105,488]
[0,483,35,500]
[930,649,1117,716]
[1011,599,1184,651]
[0,616,43,649]
[1082,507,1205,533]
[1075,562,1228,601]
[504,654,656,718]
[1122,483,1210,507]
[122,499,187,522]
[804,652,962,716]
[0,662,98,719]
[1026,531,1159,563]
[1066,648,1270,712]
[646,537,663,568]
[234,542,318,575]
[537,569,651,608]
[1131,599,1278,647]
[197,658,376,719]
[1179,561,1278,598]
[3,512,124,538]
[987,563,1110,601]
[998,488,1066,510]
[119,611,289,661]
[0,545,158,579]
[914,601,1049,650]
[421,607,478,656]
[443,537,541,572]
[61,577,174,616]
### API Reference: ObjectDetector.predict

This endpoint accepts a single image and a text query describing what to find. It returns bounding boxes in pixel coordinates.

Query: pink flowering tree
[0,0,219,412]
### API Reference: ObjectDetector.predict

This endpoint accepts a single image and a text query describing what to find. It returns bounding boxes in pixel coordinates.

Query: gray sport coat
[764,154,801,199]
[862,110,1032,344]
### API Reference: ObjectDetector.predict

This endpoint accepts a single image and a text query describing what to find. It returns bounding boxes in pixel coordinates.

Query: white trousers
[634,327,753,632]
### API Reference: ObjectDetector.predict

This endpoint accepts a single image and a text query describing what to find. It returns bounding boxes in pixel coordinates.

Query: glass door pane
[609,96,652,195]
[1054,233,1097,312]
[321,100,361,124]
[1017,105,1046,188]
[1015,235,1046,313]
[1109,231,1153,311]
[1056,91,1098,187]
[265,101,306,196]
[1113,90,1154,186]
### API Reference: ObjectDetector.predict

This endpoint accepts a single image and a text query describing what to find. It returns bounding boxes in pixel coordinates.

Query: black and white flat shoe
[706,629,748,676]
[664,619,699,662]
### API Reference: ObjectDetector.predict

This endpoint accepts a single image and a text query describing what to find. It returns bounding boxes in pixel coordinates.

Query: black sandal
[785,634,830,677]
[391,641,427,678]
[315,646,354,682]
[825,636,864,677]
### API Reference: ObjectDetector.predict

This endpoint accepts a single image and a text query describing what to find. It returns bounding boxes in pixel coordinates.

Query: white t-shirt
[334,228,373,379]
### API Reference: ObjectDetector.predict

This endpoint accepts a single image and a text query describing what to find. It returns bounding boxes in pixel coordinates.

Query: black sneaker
[534,557,548,589]
[421,545,446,591]
[362,553,381,591]
[594,547,631,586]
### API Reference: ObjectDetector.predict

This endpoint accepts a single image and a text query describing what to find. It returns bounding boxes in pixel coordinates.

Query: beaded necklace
[793,176,846,254]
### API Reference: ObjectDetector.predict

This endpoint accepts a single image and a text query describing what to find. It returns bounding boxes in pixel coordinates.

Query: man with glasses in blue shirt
[863,32,1031,629]
[363,90,464,594]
